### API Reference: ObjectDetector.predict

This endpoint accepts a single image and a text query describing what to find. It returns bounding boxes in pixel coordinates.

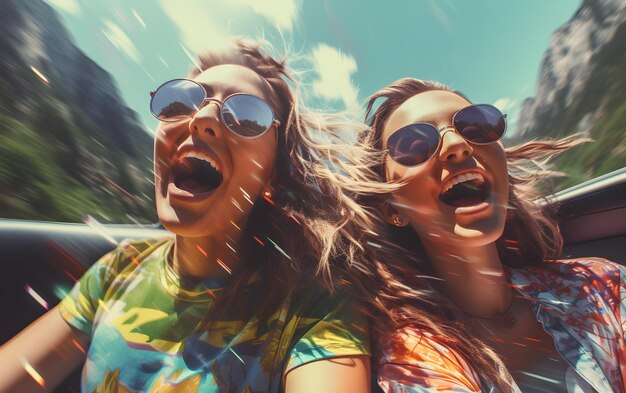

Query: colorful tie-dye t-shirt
[59,238,370,393]
[376,258,626,393]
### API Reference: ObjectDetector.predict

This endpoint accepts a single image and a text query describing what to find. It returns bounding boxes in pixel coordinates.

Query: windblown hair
[356,77,590,392]
[189,39,395,324]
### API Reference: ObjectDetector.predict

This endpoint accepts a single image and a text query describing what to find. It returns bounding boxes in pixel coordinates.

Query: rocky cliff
[0,0,156,223]
[514,0,626,186]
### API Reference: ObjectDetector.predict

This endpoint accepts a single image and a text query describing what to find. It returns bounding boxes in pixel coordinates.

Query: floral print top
[377,258,626,393]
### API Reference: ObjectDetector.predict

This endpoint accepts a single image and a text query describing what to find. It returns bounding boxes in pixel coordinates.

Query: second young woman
[361,78,626,392]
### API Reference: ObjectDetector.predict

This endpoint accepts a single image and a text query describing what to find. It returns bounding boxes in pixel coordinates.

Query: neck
[423,239,513,318]
[171,229,243,281]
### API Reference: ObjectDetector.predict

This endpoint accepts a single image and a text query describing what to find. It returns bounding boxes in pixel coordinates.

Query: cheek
[232,134,277,191]
[387,165,441,219]
[153,126,180,178]
[385,157,428,183]
[490,146,509,196]
[153,141,169,190]
[393,186,440,221]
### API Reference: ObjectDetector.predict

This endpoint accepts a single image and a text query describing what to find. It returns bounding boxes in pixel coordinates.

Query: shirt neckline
[158,239,229,302]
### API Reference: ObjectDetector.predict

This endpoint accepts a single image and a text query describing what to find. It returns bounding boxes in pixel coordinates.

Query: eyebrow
[195,82,262,99]
[414,118,438,125]
[195,82,215,96]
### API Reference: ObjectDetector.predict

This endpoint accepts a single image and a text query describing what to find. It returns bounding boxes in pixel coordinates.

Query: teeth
[178,151,220,171]
[442,172,484,194]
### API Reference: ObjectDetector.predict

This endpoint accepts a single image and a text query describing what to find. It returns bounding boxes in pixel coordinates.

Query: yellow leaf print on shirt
[93,369,131,393]
[197,319,263,347]
[259,320,285,376]
[299,319,365,355]
[149,373,201,393]
[112,307,182,354]
[61,291,96,324]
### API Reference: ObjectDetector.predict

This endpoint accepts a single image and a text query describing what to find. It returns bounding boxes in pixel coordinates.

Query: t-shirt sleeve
[377,327,483,393]
[284,293,371,373]
[57,249,118,335]
[58,238,168,335]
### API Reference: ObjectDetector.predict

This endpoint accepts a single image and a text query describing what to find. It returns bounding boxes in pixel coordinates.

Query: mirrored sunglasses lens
[151,80,205,121]
[455,104,505,143]
[388,123,439,166]
[222,95,274,137]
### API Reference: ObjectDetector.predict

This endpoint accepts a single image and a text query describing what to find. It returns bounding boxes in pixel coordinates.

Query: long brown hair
[359,77,589,392]
[190,39,395,324]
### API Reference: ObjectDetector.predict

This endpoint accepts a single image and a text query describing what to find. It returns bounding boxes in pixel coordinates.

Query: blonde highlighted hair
[189,39,395,324]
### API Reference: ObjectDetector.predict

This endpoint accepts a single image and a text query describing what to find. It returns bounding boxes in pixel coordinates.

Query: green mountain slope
[512,0,626,190]
[0,0,156,223]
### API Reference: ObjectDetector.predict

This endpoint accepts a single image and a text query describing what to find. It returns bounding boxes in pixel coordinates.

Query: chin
[451,216,505,247]
[156,203,202,238]
[157,212,191,237]
[158,216,220,238]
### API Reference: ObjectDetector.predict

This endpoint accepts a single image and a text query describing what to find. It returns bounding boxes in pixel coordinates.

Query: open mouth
[171,153,223,194]
[439,172,491,208]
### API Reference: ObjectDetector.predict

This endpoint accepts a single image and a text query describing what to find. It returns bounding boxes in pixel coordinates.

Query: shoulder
[84,237,172,292]
[522,257,625,290]
[283,286,370,376]
[378,326,466,368]
[289,283,356,318]
[58,238,172,334]
[376,326,482,392]
[550,257,623,276]
[513,258,626,316]
[286,286,368,345]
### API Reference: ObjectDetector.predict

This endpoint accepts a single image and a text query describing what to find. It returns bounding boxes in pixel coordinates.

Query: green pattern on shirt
[59,238,369,393]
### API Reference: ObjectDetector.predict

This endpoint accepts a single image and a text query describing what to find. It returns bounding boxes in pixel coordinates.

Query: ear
[380,198,409,227]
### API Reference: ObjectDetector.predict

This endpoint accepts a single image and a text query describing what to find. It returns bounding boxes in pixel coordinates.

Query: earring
[393,216,403,226]
[263,191,272,199]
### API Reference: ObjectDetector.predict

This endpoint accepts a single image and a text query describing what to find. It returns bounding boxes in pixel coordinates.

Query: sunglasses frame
[149,78,280,139]
[386,103,507,167]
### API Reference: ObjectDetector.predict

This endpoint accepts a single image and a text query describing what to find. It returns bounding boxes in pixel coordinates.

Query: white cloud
[427,0,452,33]
[159,0,300,56]
[230,0,299,31]
[493,97,516,112]
[47,0,81,16]
[159,0,235,55]
[102,20,140,63]
[310,44,360,111]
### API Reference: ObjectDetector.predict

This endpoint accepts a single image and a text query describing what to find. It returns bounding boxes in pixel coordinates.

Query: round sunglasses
[386,104,507,167]
[149,78,279,138]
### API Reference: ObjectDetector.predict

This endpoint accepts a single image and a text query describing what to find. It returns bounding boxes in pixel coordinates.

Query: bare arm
[284,355,371,393]
[0,305,89,393]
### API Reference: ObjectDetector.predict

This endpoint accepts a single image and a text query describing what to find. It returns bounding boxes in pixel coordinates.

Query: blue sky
[44,0,580,137]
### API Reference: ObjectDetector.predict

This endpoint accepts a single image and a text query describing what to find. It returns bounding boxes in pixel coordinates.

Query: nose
[437,128,473,163]
[188,99,224,138]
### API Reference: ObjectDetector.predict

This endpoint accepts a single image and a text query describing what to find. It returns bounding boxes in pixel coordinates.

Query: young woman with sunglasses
[0,40,375,393]
[359,78,626,392]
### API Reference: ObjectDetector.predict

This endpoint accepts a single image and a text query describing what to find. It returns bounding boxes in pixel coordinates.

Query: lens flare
[30,66,49,84]
[24,285,48,310]
[216,258,232,275]
[21,359,45,387]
